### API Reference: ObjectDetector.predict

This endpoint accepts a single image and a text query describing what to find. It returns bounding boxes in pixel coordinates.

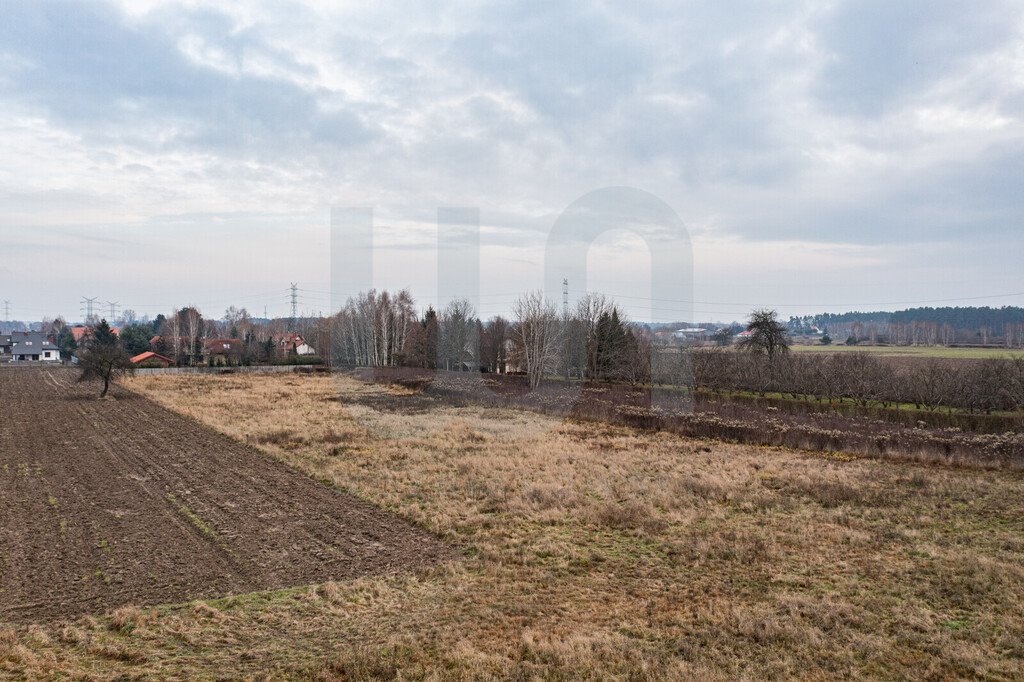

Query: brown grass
[3,372,1023,679]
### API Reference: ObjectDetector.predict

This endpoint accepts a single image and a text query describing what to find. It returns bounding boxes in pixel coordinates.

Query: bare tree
[480,315,509,373]
[570,293,614,379]
[78,320,134,398]
[181,307,204,366]
[332,289,416,367]
[512,292,563,389]
[439,298,477,371]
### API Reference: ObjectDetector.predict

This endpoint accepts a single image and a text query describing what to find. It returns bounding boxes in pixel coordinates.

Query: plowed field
[0,367,450,623]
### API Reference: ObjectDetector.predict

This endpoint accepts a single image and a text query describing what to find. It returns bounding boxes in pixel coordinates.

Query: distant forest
[784,306,1024,346]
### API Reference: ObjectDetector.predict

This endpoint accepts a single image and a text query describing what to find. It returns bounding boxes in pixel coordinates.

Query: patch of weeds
[87,642,146,663]
[165,493,215,537]
[109,605,151,634]
[321,431,348,445]
[47,494,58,508]
[253,429,307,448]
[318,644,425,680]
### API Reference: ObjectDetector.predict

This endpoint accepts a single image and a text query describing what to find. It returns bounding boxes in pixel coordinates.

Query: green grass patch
[166,493,216,537]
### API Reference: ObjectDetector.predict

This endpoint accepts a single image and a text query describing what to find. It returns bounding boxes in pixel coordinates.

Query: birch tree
[512,291,562,388]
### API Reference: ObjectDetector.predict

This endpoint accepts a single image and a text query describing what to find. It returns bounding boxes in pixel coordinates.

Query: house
[734,329,755,344]
[71,325,119,344]
[672,327,708,341]
[0,334,12,358]
[130,351,174,368]
[204,338,244,365]
[6,332,61,362]
[272,333,316,358]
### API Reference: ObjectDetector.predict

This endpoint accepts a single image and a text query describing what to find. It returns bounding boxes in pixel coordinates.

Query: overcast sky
[2,0,1023,324]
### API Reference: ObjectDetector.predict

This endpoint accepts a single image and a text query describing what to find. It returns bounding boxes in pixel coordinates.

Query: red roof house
[72,325,120,343]
[204,338,244,364]
[130,351,174,368]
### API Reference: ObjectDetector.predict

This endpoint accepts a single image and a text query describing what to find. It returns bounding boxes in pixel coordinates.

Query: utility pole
[562,278,569,318]
[80,297,99,323]
[289,283,299,329]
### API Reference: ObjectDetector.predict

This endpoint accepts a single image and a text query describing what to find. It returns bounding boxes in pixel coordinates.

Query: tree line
[804,306,1024,345]
[328,289,655,388]
[62,292,1024,413]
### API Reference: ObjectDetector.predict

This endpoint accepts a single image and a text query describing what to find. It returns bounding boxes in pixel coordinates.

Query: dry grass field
[4,371,1024,679]
[791,344,1024,359]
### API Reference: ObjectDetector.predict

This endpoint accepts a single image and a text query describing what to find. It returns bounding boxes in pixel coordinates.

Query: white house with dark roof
[3,332,61,362]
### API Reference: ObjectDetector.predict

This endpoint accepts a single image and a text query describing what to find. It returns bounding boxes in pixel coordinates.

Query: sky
[1,0,1023,324]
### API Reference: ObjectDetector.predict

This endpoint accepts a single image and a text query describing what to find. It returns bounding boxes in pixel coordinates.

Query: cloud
[812,0,1019,117]
[1,0,1023,319]
[0,2,376,161]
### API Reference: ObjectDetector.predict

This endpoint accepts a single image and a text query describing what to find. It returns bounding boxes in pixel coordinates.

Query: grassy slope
[4,373,1024,679]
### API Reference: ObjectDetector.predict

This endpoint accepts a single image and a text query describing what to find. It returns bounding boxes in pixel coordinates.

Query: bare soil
[0,366,451,624]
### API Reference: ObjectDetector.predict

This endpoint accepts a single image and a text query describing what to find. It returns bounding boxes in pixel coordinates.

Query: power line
[297,285,1024,311]
[569,288,1024,310]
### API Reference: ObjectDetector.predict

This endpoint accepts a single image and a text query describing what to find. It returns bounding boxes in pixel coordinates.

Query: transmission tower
[562,278,569,317]
[289,283,299,329]
[80,296,99,322]
[106,301,120,322]
[2,300,9,323]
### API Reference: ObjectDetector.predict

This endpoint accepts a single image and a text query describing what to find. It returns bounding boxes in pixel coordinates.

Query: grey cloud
[0,2,376,161]
[446,2,652,127]
[813,0,1019,116]
[2,0,1023,318]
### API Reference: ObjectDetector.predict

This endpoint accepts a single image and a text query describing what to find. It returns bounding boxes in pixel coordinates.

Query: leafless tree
[439,298,477,371]
[569,293,614,379]
[480,316,509,373]
[512,291,563,388]
[182,307,203,366]
[332,289,415,367]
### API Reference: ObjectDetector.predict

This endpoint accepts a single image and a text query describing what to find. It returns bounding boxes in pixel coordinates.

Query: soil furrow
[0,367,452,624]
